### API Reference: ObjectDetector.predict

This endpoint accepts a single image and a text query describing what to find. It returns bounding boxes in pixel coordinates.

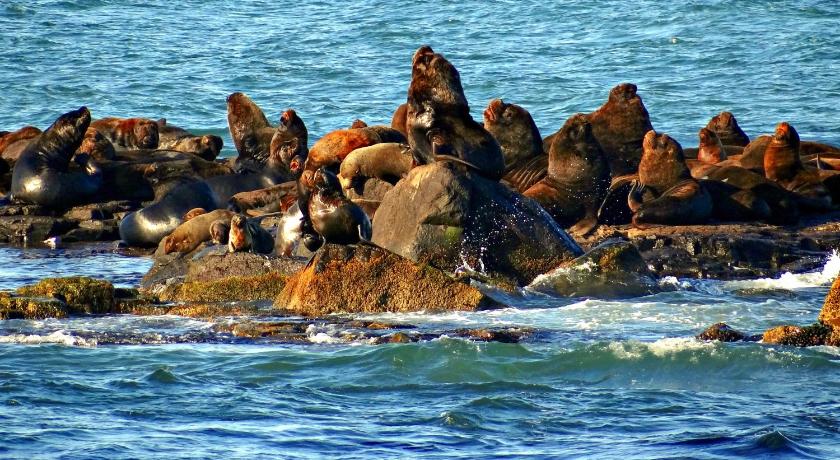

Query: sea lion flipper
[569,214,599,238]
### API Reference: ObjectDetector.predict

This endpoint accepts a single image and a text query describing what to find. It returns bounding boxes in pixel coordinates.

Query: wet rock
[818,275,840,328]
[276,243,502,316]
[762,325,805,344]
[453,327,532,343]
[15,276,114,315]
[0,215,77,245]
[372,162,582,286]
[529,239,658,298]
[0,292,69,319]
[141,248,305,302]
[230,321,309,338]
[63,201,138,221]
[61,220,120,243]
[762,323,832,347]
[696,323,749,342]
[0,204,53,217]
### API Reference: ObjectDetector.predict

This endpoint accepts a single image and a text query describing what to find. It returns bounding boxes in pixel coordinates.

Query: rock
[15,277,114,315]
[453,327,532,343]
[529,239,659,298]
[762,325,805,344]
[141,248,305,302]
[61,220,120,243]
[63,201,138,221]
[696,323,749,342]
[0,215,77,245]
[372,163,582,286]
[275,243,502,316]
[818,275,840,328]
[0,292,69,319]
[762,323,832,347]
[231,321,309,339]
[0,204,53,217]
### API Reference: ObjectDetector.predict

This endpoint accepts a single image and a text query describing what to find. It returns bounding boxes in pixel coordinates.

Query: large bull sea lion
[89,117,159,150]
[586,83,653,176]
[706,111,750,147]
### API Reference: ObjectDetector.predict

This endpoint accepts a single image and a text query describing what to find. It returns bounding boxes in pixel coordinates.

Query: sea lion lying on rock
[337,143,413,191]
[308,167,371,247]
[76,128,116,161]
[405,46,505,180]
[629,130,712,226]
[155,119,223,161]
[523,113,610,235]
[304,126,405,172]
[11,107,103,209]
[0,126,41,162]
[89,117,159,150]
[228,214,274,254]
[586,83,654,176]
[164,209,236,254]
[763,122,832,211]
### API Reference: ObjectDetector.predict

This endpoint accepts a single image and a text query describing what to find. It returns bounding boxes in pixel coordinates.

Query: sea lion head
[210,219,230,245]
[133,119,159,149]
[772,121,800,149]
[608,83,638,103]
[46,107,92,161]
[230,214,247,230]
[561,113,594,143]
[276,137,305,170]
[483,98,505,123]
[77,127,116,161]
[289,153,306,177]
[277,109,308,142]
[182,208,207,222]
[409,46,468,109]
[640,130,691,190]
[350,119,367,129]
[697,128,726,164]
[312,167,343,194]
[710,111,735,131]
[200,135,223,158]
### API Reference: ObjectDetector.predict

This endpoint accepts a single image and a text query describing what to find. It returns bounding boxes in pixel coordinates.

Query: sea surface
[2,1,840,458]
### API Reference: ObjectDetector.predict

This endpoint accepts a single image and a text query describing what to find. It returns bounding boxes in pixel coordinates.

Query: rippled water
[2,1,840,458]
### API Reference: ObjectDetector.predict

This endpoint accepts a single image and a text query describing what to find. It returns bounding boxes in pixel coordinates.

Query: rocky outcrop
[529,239,658,298]
[372,163,582,286]
[0,292,68,319]
[818,274,840,327]
[275,243,502,316]
[696,323,753,342]
[761,323,832,347]
[141,247,305,302]
[15,276,115,315]
[0,201,139,245]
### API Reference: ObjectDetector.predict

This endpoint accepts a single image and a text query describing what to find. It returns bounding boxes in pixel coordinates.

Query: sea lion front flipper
[568,214,599,238]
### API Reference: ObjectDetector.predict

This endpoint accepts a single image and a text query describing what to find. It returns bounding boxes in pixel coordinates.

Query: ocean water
[2,1,840,458]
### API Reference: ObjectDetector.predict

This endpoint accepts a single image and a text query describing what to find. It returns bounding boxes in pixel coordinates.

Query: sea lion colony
[1,46,839,256]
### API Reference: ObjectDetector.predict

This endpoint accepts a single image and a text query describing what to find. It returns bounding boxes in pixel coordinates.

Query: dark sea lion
[587,83,654,176]
[734,135,771,172]
[119,180,218,247]
[501,155,548,193]
[269,109,309,167]
[305,126,404,172]
[630,130,712,226]
[391,103,408,137]
[10,107,103,208]
[696,128,727,164]
[210,219,230,245]
[706,111,750,147]
[0,126,41,161]
[522,114,610,235]
[764,122,832,210]
[228,214,274,254]
[182,207,207,222]
[89,117,159,150]
[338,143,413,191]
[406,46,506,180]
[309,167,372,246]
[800,141,840,156]
[164,209,236,254]
[227,92,276,173]
[483,99,543,169]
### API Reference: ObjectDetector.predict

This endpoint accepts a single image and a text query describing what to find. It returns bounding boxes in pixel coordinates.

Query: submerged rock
[276,243,502,316]
[372,162,582,286]
[529,239,659,298]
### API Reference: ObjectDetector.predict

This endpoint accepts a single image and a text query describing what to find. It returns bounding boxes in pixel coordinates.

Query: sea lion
[10,107,103,209]
[800,141,840,156]
[119,180,218,247]
[483,99,543,169]
[209,219,230,245]
[228,214,274,254]
[268,109,309,167]
[337,143,413,191]
[89,117,159,150]
[0,126,41,161]
[164,209,236,254]
[350,119,368,129]
[763,122,832,210]
[227,92,276,173]
[405,46,506,180]
[75,128,116,162]
[695,128,727,164]
[587,83,654,176]
[391,103,408,137]
[182,207,207,222]
[501,155,548,193]
[308,167,372,246]
[629,130,712,226]
[274,204,303,257]
[706,111,750,147]
[522,114,610,235]
[305,126,405,172]
[228,180,298,215]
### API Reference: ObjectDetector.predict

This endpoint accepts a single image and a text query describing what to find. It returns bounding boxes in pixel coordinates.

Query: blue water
[3,1,840,458]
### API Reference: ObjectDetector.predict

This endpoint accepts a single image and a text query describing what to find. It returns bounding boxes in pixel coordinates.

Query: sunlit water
[2,1,840,458]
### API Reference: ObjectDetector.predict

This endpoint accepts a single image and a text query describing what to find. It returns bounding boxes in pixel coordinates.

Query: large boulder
[372,163,582,286]
[819,274,840,327]
[528,239,659,299]
[16,276,115,315]
[275,243,502,316]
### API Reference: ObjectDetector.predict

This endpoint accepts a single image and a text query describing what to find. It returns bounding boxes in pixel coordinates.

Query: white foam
[0,330,97,347]
[609,337,714,360]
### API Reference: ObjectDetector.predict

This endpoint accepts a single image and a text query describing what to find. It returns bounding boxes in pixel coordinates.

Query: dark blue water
[2,1,840,457]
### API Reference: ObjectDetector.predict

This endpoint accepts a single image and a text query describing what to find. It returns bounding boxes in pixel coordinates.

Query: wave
[0,330,97,347]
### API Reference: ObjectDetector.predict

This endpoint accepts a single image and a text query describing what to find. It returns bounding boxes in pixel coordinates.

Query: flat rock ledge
[275,243,502,316]
[0,201,139,246]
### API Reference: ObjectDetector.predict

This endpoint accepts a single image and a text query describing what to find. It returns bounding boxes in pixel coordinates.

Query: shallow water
[2,1,840,458]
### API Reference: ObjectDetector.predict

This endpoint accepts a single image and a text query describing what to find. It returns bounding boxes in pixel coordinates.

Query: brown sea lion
[228,181,298,215]
[76,128,116,161]
[305,126,404,172]
[11,107,103,209]
[89,117,159,150]
[483,99,543,169]
[210,219,230,245]
[587,83,654,176]
[182,207,207,222]
[155,119,223,161]
[337,143,413,191]
[228,214,274,254]
[391,103,408,136]
[501,155,548,193]
[164,209,236,254]
[764,122,832,210]
[523,114,610,235]
[405,46,506,180]
[309,167,372,246]
[268,109,309,167]
[706,111,750,147]
[629,130,712,226]
[695,128,727,164]
[226,92,276,172]
[0,126,41,161]
[800,141,840,156]
[350,119,368,129]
